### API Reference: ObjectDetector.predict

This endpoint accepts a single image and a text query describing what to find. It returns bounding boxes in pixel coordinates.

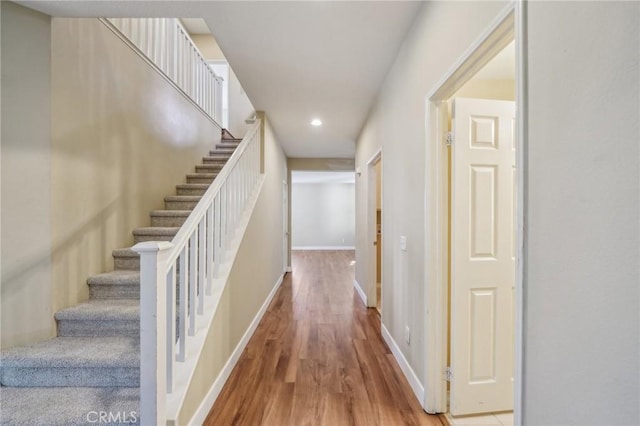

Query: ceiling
[18,1,423,159]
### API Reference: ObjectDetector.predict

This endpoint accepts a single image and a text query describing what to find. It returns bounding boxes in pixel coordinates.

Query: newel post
[132,241,173,425]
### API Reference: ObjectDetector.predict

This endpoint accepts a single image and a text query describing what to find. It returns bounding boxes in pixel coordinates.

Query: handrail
[133,119,263,424]
[104,18,223,125]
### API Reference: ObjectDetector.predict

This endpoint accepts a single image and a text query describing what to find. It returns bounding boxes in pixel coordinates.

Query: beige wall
[191,34,256,139]
[1,2,53,349]
[178,117,287,424]
[48,18,222,333]
[453,78,515,101]
[355,0,510,387]
[524,2,639,424]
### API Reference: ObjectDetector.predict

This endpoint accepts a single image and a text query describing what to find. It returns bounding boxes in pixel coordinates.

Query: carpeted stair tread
[164,195,202,202]
[164,196,202,211]
[55,300,140,338]
[195,165,224,174]
[112,247,138,258]
[150,210,192,227]
[215,143,239,149]
[111,248,139,271]
[0,387,139,425]
[150,210,191,217]
[132,227,179,243]
[187,172,217,179]
[87,270,139,286]
[202,156,228,164]
[177,183,210,190]
[176,183,210,196]
[55,299,139,321]
[1,336,138,368]
[1,337,139,387]
[209,150,234,156]
[186,173,217,184]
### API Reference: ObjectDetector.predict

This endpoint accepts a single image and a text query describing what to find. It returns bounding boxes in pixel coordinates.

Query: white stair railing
[104,18,223,125]
[133,120,263,424]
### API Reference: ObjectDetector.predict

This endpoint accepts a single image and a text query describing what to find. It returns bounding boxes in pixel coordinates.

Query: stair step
[0,387,139,425]
[177,183,210,196]
[56,300,139,337]
[187,173,217,184]
[112,248,139,271]
[88,270,140,300]
[150,210,191,227]
[209,149,234,156]
[0,337,139,387]
[202,156,229,165]
[132,226,179,243]
[195,164,224,174]
[164,195,201,210]
[215,142,239,149]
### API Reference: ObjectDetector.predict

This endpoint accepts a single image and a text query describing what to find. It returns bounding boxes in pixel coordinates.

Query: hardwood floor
[205,250,442,426]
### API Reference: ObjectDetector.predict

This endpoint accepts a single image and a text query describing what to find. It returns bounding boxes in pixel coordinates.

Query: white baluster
[198,218,206,315]
[178,246,188,362]
[188,232,197,336]
[206,205,214,294]
[166,264,176,393]
[214,194,222,277]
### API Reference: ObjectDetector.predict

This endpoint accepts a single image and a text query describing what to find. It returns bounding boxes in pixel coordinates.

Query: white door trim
[422,2,526,424]
[366,148,382,308]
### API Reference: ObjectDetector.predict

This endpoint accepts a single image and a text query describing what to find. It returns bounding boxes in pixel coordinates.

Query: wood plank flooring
[205,250,442,426]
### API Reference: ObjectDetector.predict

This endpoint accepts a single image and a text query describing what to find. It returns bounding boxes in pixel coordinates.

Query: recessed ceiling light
[310,118,322,127]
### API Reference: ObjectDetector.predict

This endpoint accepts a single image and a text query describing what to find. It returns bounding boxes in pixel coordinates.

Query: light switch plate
[400,236,407,251]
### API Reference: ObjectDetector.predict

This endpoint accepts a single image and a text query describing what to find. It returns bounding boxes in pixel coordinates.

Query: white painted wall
[1,2,52,349]
[523,2,639,424]
[355,0,511,387]
[292,182,355,249]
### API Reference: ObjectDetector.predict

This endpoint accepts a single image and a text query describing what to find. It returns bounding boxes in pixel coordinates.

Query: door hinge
[444,366,453,382]
[445,132,453,146]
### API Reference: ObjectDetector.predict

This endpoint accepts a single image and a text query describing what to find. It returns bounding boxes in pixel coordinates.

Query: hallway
[205,250,441,425]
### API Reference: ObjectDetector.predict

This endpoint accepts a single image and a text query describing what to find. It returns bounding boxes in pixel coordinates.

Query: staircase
[0,135,243,426]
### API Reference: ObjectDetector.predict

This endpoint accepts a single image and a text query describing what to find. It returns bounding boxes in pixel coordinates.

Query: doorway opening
[366,150,383,312]
[207,60,229,128]
[290,171,356,251]
[374,159,382,313]
[424,4,525,425]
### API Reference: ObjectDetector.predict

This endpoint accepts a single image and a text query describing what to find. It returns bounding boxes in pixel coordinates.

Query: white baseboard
[285,266,292,273]
[291,246,355,250]
[353,280,367,306]
[381,323,425,405]
[190,272,285,425]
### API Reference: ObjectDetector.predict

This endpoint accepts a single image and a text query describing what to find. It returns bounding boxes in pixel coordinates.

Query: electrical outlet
[405,326,411,345]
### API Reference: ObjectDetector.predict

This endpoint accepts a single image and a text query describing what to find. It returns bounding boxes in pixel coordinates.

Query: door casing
[422,2,527,424]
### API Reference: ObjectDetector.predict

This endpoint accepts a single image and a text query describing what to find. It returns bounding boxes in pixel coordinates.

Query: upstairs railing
[133,120,263,424]
[104,18,223,124]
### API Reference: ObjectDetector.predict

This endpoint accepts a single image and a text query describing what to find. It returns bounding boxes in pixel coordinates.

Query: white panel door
[450,98,516,416]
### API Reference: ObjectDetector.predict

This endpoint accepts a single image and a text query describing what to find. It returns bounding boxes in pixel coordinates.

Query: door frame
[367,148,382,308]
[283,179,290,273]
[423,2,527,423]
